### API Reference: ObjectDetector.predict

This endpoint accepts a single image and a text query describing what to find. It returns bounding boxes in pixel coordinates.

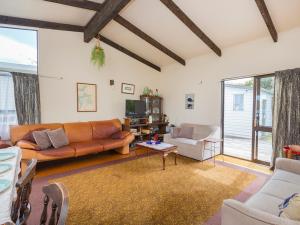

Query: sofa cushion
[70,141,103,157]
[90,119,121,139]
[63,122,93,143]
[175,138,198,145]
[96,139,124,150]
[259,179,300,200]
[39,146,75,158]
[33,129,52,150]
[178,126,194,139]
[273,169,300,186]
[22,128,46,143]
[171,127,181,138]
[279,193,300,221]
[111,131,130,139]
[10,123,63,145]
[16,140,40,151]
[47,128,69,148]
[246,192,283,216]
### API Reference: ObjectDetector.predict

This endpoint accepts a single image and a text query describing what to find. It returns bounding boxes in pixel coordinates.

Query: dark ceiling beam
[114,15,185,65]
[255,0,278,42]
[160,0,221,56]
[0,15,160,71]
[98,35,161,72]
[84,0,131,43]
[44,0,186,65]
[0,15,83,32]
[45,0,103,11]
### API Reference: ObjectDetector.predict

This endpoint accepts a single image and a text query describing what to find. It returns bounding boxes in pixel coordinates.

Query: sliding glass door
[222,75,274,164]
[253,76,274,164]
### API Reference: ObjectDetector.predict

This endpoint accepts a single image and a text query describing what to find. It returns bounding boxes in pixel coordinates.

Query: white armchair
[164,123,220,161]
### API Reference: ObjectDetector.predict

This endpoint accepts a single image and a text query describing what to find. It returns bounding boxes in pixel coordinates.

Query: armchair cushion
[178,127,194,139]
[171,127,181,138]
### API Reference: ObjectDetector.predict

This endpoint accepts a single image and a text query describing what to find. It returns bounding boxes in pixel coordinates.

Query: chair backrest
[11,158,37,224]
[40,183,69,225]
[180,123,220,140]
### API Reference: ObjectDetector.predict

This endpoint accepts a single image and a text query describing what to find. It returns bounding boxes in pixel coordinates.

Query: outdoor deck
[223,136,272,163]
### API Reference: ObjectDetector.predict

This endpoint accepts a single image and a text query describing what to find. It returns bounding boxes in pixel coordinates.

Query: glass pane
[259,77,274,127]
[0,27,37,74]
[257,131,272,163]
[223,78,253,160]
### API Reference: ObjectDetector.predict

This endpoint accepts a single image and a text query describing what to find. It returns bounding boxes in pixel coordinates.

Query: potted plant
[91,36,105,68]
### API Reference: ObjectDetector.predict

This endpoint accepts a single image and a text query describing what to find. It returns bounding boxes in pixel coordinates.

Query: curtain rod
[0,72,63,80]
[221,72,274,82]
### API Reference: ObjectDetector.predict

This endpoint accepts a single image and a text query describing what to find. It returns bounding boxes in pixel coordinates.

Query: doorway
[221,75,274,164]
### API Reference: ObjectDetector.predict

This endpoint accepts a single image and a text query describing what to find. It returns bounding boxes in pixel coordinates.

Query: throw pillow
[46,128,69,149]
[16,140,40,151]
[279,193,300,221]
[171,127,181,138]
[32,129,52,150]
[112,131,130,139]
[23,128,46,143]
[178,127,194,139]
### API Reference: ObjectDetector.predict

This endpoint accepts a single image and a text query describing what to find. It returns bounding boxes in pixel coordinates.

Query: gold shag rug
[53,155,256,225]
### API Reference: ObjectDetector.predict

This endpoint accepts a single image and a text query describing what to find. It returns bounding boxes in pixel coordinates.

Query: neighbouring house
[224,84,273,139]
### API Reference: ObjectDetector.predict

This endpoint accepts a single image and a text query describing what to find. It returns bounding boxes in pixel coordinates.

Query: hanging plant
[91,36,105,68]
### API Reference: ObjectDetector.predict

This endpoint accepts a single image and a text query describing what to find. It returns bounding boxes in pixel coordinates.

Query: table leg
[213,143,216,166]
[163,154,166,170]
[174,153,177,165]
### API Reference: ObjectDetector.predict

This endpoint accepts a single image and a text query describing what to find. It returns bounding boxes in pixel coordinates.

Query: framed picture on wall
[185,94,195,110]
[121,83,135,95]
[77,83,97,112]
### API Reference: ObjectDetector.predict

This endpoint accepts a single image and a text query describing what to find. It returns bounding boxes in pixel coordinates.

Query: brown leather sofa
[10,119,134,162]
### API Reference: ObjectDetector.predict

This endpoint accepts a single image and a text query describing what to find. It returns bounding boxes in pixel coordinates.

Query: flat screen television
[126,100,146,118]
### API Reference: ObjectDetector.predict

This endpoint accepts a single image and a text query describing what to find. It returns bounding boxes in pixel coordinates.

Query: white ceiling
[1,0,300,67]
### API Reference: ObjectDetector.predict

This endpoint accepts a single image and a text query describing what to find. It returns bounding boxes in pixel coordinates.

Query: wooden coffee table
[137,142,178,170]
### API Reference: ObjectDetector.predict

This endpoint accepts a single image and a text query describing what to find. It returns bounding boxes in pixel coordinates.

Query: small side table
[204,138,223,166]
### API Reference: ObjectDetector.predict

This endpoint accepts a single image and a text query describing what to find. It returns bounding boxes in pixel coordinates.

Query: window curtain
[271,68,300,167]
[11,72,41,125]
[0,73,18,140]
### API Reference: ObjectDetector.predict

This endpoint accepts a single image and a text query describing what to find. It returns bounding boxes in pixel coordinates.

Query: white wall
[38,29,159,123]
[159,27,300,126]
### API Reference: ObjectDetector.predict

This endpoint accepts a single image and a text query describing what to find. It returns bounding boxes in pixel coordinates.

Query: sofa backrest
[63,122,93,143]
[90,119,122,139]
[10,123,63,145]
[181,123,219,140]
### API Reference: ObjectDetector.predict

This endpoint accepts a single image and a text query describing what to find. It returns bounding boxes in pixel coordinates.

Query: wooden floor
[35,148,272,178]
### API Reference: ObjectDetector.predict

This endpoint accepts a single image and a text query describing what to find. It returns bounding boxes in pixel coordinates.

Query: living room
[0,1,300,225]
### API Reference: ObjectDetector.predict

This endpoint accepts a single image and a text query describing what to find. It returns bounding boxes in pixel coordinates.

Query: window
[0,27,37,140]
[233,94,244,111]
[0,27,37,74]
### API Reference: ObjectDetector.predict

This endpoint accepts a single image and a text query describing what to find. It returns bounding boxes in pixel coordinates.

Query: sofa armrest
[163,133,172,143]
[275,158,300,175]
[222,199,300,225]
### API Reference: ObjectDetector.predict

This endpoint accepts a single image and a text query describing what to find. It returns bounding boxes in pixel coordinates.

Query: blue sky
[0,26,37,48]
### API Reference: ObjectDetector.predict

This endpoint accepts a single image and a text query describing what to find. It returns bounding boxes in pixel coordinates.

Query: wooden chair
[40,183,69,225]
[11,158,37,225]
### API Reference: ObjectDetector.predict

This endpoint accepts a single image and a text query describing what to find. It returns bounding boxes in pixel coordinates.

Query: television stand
[123,117,169,148]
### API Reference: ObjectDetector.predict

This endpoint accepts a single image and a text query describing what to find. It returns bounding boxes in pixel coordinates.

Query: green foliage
[91,45,105,68]
[244,77,274,90]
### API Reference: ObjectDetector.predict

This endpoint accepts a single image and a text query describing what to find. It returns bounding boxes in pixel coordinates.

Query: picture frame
[121,83,135,95]
[77,83,97,112]
[185,93,195,110]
